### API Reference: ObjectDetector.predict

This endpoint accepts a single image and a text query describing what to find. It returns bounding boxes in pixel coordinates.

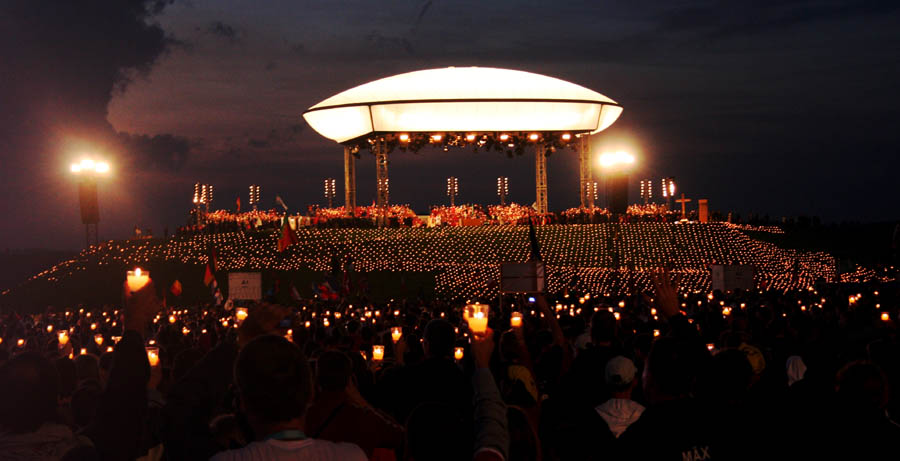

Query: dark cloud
[290,43,306,55]
[206,21,241,42]
[118,133,191,171]
[0,0,179,248]
[365,31,415,55]
[658,0,900,38]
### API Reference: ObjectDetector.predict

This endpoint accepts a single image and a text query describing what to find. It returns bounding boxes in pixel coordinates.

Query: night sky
[2,0,899,250]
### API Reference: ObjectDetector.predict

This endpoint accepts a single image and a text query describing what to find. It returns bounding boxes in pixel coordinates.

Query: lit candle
[168,314,176,324]
[881,312,890,322]
[510,312,523,328]
[182,326,190,335]
[47,324,54,333]
[106,346,114,353]
[323,318,330,327]
[111,336,121,344]
[454,347,464,361]
[94,334,104,346]
[465,303,488,334]
[391,327,402,343]
[372,345,384,361]
[146,346,160,367]
[80,348,87,355]
[653,329,660,337]
[707,343,715,352]
[17,338,25,347]
[126,268,150,293]
[58,331,69,346]
[235,307,249,323]
[90,323,97,330]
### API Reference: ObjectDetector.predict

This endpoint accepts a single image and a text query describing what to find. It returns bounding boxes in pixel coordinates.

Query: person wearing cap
[594,356,645,438]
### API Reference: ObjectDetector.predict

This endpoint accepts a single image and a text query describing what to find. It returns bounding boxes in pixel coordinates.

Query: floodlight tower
[640,179,653,204]
[497,176,509,205]
[597,151,635,215]
[661,177,676,209]
[446,177,459,206]
[248,185,260,210]
[324,178,336,208]
[70,158,111,248]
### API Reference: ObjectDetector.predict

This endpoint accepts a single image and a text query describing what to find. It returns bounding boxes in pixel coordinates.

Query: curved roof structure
[303,67,623,143]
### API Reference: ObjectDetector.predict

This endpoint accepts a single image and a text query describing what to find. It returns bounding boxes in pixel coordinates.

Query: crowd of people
[173,202,695,234]
[177,210,283,236]
[1,273,898,460]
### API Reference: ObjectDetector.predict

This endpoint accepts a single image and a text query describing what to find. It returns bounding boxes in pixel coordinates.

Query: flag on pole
[203,263,215,286]
[278,218,299,252]
[275,195,288,211]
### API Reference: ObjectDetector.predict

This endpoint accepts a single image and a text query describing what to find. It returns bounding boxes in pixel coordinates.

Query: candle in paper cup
[464,303,488,334]
[454,347,464,361]
[80,348,87,355]
[58,331,69,346]
[391,327,402,343]
[510,312,523,328]
[146,347,160,367]
[653,329,661,337]
[94,334,103,346]
[17,338,25,347]
[106,346,114,353]
[881,312,890,322]
[235,307,249,323]
[372,345,384,361]
[126,268,150,293]
[46,324,54,333]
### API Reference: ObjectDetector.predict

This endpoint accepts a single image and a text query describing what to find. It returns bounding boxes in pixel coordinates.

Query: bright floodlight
[70,158,111,175]
[597,151,635,169]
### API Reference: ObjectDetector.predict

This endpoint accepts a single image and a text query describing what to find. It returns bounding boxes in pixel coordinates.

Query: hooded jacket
[595,398,645,438]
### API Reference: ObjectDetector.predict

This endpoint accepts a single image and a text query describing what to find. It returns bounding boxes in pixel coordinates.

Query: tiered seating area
[9,223,864,302]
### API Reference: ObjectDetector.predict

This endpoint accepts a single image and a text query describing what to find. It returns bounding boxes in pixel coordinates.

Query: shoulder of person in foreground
[209,438,367,461]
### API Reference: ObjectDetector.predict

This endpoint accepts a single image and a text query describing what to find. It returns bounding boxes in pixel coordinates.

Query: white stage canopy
[303,67,623,143]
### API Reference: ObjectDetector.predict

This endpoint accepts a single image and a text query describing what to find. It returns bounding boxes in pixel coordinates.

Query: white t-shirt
[210,438,366,461]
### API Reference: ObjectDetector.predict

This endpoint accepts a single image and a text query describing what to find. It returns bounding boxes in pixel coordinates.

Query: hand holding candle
[146,346,160,367]
[464,303,489,334]
[126,268,150,293]
[510,311,523,328]
[235,307,249,323]
[372,345,384,361]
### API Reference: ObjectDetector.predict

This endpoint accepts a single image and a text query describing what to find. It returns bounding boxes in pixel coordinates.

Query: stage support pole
[535,142,548,215]
[578,135,594,208]
[343,146,357,215]
[375,139,389,212]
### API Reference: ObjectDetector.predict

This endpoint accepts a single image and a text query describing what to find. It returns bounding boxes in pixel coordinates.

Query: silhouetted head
[423,319,455,359]
[643,337,706,404]
[591,310,617,345]
[316,350,352,392]
[0,353,59,434]
[235,335,312,424]
[836,360,889,412]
